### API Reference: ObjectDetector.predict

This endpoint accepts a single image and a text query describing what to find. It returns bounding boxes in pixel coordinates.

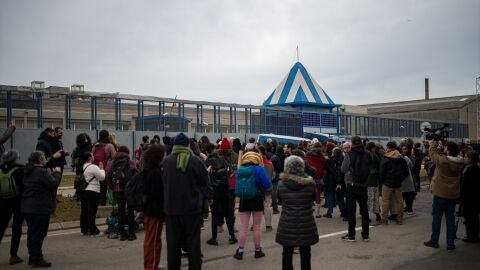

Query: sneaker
[342,235,356,242]
[228,236,238,245]
[9,256,23,265]
[446,244,456,251]
[107,232,118,239]
[32,258,52,268]
[424,240,439,249]
[362,235,370,242]
[90,232,104,238]
[206,238,219,246]
[254,249,265,258]
[322,213,332,218]
[127,234,137,241]
[265,226,273,232]
[233,249,243,260]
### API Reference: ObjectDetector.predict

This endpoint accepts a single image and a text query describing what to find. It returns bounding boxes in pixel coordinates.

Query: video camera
[424,123,450,141]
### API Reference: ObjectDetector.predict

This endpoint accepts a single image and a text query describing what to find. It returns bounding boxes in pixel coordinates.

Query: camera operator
[423,131,464,251]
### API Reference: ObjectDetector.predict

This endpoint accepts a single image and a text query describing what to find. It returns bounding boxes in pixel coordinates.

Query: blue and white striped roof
[263,62,337,108]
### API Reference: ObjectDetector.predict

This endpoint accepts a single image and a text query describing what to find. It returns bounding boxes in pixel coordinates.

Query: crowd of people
[0,121,479,269]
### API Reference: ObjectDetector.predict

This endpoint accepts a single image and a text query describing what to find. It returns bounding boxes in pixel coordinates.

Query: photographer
[423,137,464,251]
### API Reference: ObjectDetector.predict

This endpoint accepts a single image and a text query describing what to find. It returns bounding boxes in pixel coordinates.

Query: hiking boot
[228,236,238,245]
[254,249,265,258]
[9,256,23,265]
[233,249,243,260]
[265,226,273,232]
[446,244,456,251]
[32,258,52,268]
[323,213,332,218]
[342,235,356,242]
[423,240,439,249]
[206,238,219,246]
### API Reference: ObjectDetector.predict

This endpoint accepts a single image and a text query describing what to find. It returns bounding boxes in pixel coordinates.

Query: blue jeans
[430,196,457,246]
[326,192,346,216]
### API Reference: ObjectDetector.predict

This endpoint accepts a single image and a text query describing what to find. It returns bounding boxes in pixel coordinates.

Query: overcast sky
[1,0,479,106]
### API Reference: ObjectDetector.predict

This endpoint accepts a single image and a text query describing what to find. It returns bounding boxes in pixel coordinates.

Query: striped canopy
[263,62,337,108]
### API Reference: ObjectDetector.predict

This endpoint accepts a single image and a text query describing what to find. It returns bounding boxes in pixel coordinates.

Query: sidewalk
[3,218,106,237]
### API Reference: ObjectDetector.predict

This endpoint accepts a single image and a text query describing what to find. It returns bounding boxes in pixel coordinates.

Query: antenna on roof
[296,46,300,62]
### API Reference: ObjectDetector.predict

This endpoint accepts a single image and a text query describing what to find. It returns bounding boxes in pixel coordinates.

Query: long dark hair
[143,145,166,170]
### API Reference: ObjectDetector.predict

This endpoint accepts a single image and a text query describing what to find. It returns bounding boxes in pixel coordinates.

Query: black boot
[32,258,52,268]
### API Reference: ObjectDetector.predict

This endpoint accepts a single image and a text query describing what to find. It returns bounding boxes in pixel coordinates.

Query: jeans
[115,192,135,236]
[282,245,311,270]
[25,213,50,261]
[346,185,369,238]
[430,196,457,246]
[326,192,346,216]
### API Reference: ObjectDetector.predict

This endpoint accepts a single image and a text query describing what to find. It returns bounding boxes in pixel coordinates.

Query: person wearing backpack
[205,141,238,246]
[21,151,62,267]
[340,136,372,242]
[379,141,410,226]
[106,146,138,241]
[0,150,25,265]
[276,155,318,270]
[233,151,271,260]
[92,130,116,206]
[79,152,106,237]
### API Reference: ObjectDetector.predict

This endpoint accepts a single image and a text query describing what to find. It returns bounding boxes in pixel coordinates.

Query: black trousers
[80,190,100,235]
[346,185,369,238]
[115,192,135,235]
[282,245,311,270]
[403,192,416,211]
[0,199,24,257]
[211,189,235,239]
[166,214,202,270]
[99,181,107,206]
[25,213,50,261]
[464,204,480,241]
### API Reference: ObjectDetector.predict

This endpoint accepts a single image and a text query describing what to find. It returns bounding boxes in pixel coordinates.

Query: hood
[384,149,402,159]
[280,172,314,191]
[25,162,43,176]
[114,151,130,160]
[37,131,52,142]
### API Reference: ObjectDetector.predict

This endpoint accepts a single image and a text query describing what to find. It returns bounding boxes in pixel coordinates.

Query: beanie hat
[173,133,189,146]
[219,138,231,150]
[1,149,19,165]
[351,136,362,146]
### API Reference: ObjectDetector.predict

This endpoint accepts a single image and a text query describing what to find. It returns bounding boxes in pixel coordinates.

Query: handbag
[74,164,96,191]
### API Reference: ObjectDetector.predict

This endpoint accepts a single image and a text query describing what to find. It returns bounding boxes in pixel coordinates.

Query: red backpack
[92,144,108,166]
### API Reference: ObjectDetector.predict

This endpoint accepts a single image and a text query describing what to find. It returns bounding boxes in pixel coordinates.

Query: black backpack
[111,158,131,189]
[209,155,231,187]
[350,151,371,185]
[125,170,147,211]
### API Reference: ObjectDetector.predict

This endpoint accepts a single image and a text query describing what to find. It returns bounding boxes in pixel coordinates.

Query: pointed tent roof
[263,62,338,108]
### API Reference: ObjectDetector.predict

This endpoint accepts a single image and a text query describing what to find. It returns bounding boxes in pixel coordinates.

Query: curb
[4,218,106,237]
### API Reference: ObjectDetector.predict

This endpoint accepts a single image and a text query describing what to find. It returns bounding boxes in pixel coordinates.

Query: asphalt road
[1,189,479,270]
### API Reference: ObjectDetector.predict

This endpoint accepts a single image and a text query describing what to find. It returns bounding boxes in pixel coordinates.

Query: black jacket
[144,167,165,219]
[379,150,408,189]
[35,132,55,168]
[51,137,67,168]
[162,153,209,216]
[21,162,61,215]
[461,164,480,210]
[323,156,342,193]
[276,172,318,247]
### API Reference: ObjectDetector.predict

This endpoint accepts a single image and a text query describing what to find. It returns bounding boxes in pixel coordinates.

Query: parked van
[257,133,311,145]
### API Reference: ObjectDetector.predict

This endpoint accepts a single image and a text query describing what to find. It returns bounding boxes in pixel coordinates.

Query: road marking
[319,225,375,239]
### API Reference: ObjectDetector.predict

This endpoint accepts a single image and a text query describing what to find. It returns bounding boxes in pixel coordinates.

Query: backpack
[235,165,258,199]
[0,167,19,199]
[125,170,147,211]
[92,144,108,166]
[74,164,95,192]
[350,151,371,185]
[209,155,231,187]
[111,158,131,191]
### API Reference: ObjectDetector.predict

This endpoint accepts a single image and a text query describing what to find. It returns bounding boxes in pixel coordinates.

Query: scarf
[172,145,192,172]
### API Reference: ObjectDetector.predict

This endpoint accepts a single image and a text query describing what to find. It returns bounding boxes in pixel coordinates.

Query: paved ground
[1,188,479,269]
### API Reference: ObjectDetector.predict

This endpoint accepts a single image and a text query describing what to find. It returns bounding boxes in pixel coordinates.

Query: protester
[92,130,116,206]
[71,133,93,174]
[162,133,210,270]
[269,145,285,214]
[341,136,371,241]
[461,150,480,243]
[401,144,417,215]
[138,135,150,169]
[22,151,61,267]
[0,120,16,155]
[276,155,318,270]
[79,152,106,237]
[106,146,138,241]
[50,127,69,175]
[365,142,381,223]
[143,144,167,270]
[0,150,24,265]
[305,143,325,218]
[233,151,271,260]
[258,145,274,231]
[424,140,463,250]
[323,147,346,218]
[35,127,62,169]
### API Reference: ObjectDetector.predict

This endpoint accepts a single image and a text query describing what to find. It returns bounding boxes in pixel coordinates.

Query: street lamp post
[163,113,169,137]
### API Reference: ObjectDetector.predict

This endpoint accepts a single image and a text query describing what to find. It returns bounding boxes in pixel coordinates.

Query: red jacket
[105,152,138,192]
[306,151,326,181]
